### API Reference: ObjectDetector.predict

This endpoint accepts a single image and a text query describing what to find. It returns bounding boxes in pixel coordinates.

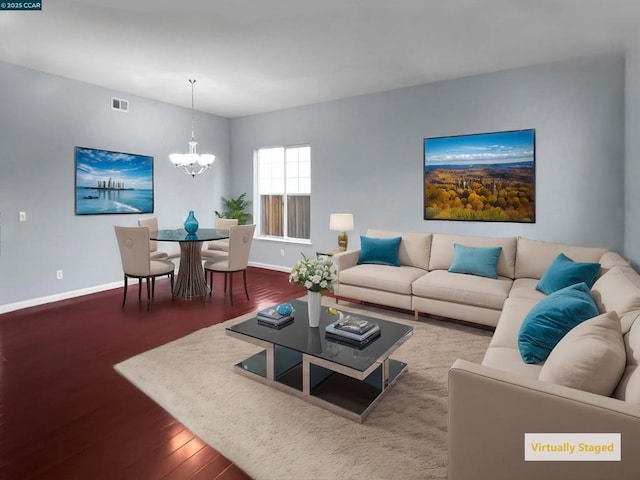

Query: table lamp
[329,213,354,251]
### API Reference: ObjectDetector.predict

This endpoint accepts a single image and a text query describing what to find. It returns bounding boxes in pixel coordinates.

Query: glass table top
[149,228,229,242]
[227,299,413,372]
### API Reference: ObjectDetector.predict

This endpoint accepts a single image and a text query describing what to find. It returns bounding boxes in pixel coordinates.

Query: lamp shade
[329,213,354,231]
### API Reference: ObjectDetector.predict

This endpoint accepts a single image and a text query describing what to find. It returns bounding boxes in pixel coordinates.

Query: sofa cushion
[481,346,543,379]
[490,297,540,348]
[358,236,401,266]
[508,278,547,302]
[613,316,640,403]
[518,282,599,364]
[365,229,432,270]
[412,270,512,311]
[429,234,517,279]
[339,264,426,295]
[591,264,640,316]
[515,237,607,279]
[598,251,630,272]
[536,252,600,295]
[448,244,502,279]
[538,311,626,396]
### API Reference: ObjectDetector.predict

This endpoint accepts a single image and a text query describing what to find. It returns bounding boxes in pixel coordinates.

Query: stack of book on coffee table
[325,315,381,348]
[257,307,294,328]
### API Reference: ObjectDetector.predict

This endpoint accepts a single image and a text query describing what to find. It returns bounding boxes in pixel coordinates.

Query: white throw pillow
[538,311,626,396]
[590,265,640,315]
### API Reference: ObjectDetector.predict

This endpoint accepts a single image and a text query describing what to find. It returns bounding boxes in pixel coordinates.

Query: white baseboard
[248,261,291,273]
[0,264,290,315]
[0,281,123,315]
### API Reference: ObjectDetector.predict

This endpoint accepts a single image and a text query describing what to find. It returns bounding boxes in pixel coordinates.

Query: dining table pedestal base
[149,229,228,299]
[175,241,208,298]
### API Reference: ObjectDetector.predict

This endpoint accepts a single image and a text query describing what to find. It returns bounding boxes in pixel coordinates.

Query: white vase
[307,291,322,328]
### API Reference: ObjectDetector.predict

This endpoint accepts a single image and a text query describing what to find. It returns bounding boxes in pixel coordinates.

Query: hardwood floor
[0,267,305,479]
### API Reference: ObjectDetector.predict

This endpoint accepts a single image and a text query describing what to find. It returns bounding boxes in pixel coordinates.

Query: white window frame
[254,144,311,244]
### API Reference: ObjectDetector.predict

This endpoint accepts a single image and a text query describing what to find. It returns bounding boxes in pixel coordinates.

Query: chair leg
[138,278,142,302]
[229,272,234,306]
[224,273,228,293]
[122,275,128,308]
[209,270,213,297]
[243,269,249,301]
[151,277,156,298]
[146,277,151,311]
[169,272,175,301]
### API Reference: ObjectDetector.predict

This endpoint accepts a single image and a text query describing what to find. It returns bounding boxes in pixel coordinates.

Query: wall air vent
[111,97,129,112]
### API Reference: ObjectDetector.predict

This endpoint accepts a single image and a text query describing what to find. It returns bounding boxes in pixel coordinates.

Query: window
[256,145,311,241]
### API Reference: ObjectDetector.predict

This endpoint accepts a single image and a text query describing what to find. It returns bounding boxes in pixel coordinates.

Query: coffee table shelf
[226,300,413,422]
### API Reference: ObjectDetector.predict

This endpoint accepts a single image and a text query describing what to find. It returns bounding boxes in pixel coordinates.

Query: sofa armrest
[448,359,640,480]
[332,249,360,273]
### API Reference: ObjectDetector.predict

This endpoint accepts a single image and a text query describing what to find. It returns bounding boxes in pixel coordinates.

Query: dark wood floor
[0,267,305,480]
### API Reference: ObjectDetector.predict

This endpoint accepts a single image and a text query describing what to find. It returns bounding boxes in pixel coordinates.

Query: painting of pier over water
[424,129,535,223]
[75,146,154,215]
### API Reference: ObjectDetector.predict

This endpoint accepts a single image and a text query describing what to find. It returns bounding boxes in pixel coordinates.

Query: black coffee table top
[226,299,413,372]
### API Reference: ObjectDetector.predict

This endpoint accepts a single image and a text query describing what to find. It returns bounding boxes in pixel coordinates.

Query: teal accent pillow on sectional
[518,282,599,364]
[448,243,503,279]
[357,236,402,267]
[536,252,601,295]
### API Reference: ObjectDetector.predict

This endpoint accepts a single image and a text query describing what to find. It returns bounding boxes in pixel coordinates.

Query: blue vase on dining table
[184,210,199,234]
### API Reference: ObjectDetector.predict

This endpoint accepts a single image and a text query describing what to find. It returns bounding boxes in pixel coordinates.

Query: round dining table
[150,228,229,298]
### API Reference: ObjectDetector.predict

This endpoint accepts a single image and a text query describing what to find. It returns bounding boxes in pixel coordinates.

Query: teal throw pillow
[357,236,402,267]
[518,282,599,364]
[448,244,503,279]
[536,252,601,295]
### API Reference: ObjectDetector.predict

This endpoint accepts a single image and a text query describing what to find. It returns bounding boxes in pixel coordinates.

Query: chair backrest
[227,224,256,271]
[137,217,159,253]
[215,217,239,234]
[114,226,152,276]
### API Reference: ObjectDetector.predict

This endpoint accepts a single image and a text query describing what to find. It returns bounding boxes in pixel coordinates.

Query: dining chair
[137,216,171,260]
[201,217,238,259]
[114,226,175,310]
[204,224,256,305]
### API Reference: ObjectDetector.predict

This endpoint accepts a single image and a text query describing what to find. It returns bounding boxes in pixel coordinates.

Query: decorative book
[325,330,381,348]
[334,315,375,335]
[257,306,294,326]
[325,321,380,342]
[257,307,292,321]
[258,318,294,329]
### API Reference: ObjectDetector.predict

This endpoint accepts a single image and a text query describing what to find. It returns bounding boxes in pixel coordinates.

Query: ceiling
[1,0,639,118]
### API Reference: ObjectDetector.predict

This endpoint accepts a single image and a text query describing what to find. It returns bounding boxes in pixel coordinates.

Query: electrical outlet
[19,211,26,222]
[280,248,285,257]
[56,270,63,280]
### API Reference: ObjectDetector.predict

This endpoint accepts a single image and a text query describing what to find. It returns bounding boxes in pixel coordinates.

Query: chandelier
[169,79,215,177]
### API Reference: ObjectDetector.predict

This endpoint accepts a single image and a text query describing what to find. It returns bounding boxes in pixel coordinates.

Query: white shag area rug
[114,300,492,480]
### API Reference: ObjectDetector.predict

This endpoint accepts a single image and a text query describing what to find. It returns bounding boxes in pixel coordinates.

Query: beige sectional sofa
[333,229,640,479]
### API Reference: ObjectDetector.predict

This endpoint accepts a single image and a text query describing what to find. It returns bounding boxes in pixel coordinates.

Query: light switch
[19,211,26,222]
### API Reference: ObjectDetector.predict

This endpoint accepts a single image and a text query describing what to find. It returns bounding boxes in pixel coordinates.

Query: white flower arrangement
[289,253,338,293]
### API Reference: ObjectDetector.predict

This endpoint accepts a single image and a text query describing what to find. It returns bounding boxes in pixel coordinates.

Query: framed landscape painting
[75,146,154,215]
[424,129,535,222]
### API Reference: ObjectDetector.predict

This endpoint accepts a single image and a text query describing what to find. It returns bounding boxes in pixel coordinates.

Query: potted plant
[214,193,252,225]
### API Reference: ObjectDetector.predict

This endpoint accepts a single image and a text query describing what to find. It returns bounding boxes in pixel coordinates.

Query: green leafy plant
[214,193,252,225]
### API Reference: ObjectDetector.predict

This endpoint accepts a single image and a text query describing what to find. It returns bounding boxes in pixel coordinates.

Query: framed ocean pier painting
[75,146,154,215]
[424,129,535,222]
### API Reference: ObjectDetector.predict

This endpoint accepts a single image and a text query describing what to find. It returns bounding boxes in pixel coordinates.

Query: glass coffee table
[226,299,413,422]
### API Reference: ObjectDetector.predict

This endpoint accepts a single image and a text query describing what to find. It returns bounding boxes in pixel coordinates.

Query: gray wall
[0,62,231,308]
[625,47,640,269]
[0,54,629,310]
[231,55,626,269]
